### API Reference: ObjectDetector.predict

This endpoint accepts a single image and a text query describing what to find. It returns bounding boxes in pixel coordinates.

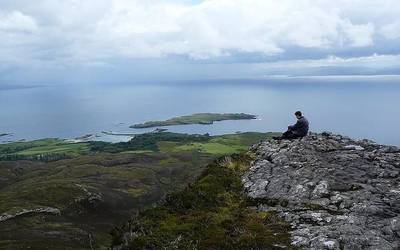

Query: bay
[1,76,399,145]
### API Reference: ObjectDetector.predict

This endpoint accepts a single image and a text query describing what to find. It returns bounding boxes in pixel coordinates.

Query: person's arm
[289,120,300,131]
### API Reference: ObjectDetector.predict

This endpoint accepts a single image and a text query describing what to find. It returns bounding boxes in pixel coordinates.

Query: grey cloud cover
[0,0,400,83]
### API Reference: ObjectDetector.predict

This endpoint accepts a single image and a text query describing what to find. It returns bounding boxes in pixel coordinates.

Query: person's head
[295,111,302,119]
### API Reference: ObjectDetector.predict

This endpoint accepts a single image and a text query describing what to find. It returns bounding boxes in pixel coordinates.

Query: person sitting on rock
[274,111,309,140]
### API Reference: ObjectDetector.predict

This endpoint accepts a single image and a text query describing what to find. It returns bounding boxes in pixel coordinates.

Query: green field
[0,131,277,249]
[131,113,257,128]
[0,138,90,161]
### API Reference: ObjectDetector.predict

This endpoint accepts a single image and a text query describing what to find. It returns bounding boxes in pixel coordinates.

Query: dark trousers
[281,130,303,139]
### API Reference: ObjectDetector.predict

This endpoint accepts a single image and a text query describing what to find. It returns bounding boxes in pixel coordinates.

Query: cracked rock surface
[243,132,400,250]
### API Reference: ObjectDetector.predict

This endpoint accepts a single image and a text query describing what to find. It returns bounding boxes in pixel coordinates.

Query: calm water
[1,77,399,146]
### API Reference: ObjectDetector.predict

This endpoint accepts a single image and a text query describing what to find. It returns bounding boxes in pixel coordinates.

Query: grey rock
[0,207,60,222]
[244,132,400,250]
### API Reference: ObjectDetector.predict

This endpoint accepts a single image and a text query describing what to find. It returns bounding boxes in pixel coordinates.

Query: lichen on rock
[243,132,400,250]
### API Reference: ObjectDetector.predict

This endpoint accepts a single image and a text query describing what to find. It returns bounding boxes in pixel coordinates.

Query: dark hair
[295,111,302,116]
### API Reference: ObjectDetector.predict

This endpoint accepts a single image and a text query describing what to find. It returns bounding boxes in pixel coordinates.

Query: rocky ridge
[243,132,400,250]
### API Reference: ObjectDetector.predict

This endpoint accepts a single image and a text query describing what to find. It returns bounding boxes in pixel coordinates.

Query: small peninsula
[131,113,257,129]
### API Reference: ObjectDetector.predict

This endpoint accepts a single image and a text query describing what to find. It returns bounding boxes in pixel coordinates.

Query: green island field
[130,113,257,128]
[0,131,280,249]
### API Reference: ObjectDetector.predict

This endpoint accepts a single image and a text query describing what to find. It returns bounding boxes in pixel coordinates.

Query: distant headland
[130,113,257,129]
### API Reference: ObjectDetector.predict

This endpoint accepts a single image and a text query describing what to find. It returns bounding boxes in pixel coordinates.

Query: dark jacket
[288,116,309,136]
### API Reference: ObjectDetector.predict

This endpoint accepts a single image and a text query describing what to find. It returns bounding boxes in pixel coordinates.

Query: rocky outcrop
[243,132,400,250]
[0,207,60,222]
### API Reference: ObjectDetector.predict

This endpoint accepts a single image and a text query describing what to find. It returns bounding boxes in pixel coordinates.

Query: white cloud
[0,11,37,33]
[256,54,400,69]
[342,21,374,47]
[0,0,399,68]
[381,21,400,40]
[0,11,39,68]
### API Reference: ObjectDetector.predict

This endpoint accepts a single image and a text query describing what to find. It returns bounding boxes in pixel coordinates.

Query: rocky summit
[243,132,400,250]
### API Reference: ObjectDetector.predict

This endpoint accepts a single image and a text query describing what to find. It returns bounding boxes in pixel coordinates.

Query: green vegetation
[170,132,273,155]
[0,131,276,249]
[0,132,274,162]
[0,138,90,161]
[90,132,211,153]
[111,154,294,249]
[0,150,210,249]
[131,113,257,128]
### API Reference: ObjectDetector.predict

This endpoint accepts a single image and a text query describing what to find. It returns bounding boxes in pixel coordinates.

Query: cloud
[250,53,400,77]
[89,0,383,59]
[0,11,37,33]
[342,22,374,47]
[0,0,400,77]
[255,54,400,69]
[381,21,400,40]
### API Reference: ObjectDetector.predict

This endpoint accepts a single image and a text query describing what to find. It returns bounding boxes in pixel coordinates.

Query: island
[130,113,257,128]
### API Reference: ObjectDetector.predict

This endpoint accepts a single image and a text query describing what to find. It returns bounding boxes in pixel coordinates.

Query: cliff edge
[243,132,400,249]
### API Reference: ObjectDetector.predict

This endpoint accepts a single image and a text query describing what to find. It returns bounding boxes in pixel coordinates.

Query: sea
[1,76,399,146]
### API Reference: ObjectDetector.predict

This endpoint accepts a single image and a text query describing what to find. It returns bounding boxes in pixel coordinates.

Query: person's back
[274,111,309,140]
[292,116,309,137]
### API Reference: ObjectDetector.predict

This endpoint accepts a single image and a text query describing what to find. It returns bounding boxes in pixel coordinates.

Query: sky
[1,0,400,85]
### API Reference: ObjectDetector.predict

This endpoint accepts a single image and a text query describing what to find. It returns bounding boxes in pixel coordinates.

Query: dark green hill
[111,154,294,249]
[0,132,276,249]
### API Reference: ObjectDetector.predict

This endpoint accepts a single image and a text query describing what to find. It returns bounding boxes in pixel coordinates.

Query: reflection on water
[1,77,399,145]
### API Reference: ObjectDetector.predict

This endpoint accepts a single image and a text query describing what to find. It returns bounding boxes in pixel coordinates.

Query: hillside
[0,132,273,249]
[114,132,400,250]
[110,154,294,249]
[3,131,399,249]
